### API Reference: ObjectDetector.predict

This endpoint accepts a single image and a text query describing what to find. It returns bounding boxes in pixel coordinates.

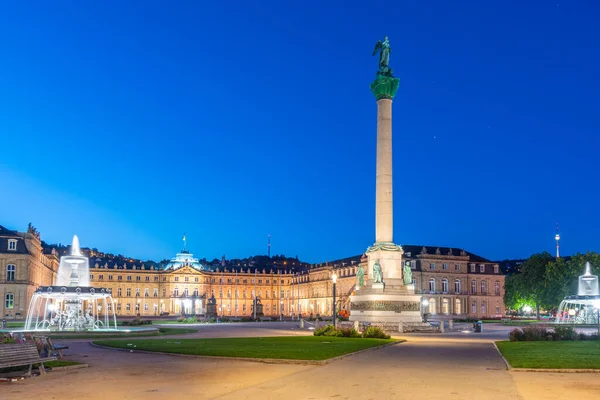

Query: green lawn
[93,336,395,361]
[48,327,196,339]
[44,360,83,368]
[496,340,600,369]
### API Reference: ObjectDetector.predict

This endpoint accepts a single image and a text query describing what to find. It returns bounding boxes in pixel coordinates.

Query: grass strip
[496,340,600,369]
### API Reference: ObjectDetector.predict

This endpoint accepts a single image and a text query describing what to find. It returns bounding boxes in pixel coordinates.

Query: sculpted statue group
[356,258,413,287]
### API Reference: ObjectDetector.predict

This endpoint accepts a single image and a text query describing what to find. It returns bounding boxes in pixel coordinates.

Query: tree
[503,252,554,319]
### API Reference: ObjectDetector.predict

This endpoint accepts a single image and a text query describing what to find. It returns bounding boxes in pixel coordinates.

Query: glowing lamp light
[47,303,56,312]
[568,309,576,316]
[422,299,429,307]
[332,274,337,284]
[523,305,532,313]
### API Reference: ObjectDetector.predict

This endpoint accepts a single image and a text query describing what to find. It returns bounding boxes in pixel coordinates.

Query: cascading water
[24,235,118,331]
[556,262,600,324]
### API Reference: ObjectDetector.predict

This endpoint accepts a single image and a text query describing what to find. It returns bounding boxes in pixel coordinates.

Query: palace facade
[1,224,505,321]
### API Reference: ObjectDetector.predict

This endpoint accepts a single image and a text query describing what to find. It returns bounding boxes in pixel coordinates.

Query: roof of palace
[163,250,210,272]
[0,225,30,255]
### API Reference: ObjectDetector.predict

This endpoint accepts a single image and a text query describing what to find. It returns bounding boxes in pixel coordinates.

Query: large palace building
[1,224,505,320]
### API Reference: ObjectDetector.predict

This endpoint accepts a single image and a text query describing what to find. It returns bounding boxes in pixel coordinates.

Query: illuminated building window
[5,293,14,309]
[7,239,17,251]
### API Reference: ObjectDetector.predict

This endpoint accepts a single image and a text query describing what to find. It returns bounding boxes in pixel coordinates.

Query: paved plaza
[1,323,599,400]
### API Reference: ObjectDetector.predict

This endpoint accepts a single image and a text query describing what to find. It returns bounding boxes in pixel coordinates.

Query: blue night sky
[1,1,599,263]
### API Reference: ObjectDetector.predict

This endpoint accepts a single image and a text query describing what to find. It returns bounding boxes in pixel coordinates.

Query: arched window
[471,280,477,294]
[455,299,462,315]
[442,298,449,315]
[454,279,461,293]
[428,298,436,315]
[481,281,486,294]
[442,279,448,293]
[495,281,500,295]
[481,301,487,315]
[428,278,435,292]
[174,287,179,297]
[472,300,477,314]
[6,264,15,282]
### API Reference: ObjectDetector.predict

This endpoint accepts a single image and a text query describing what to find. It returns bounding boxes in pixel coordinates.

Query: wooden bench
[259,317,272,322]
[0,343,56,376]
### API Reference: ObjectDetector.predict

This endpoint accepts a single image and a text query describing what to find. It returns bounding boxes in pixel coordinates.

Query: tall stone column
[375,98,393,243]
[370,74,399,245]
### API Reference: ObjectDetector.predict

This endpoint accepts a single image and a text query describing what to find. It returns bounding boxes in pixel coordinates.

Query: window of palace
[117,288,122,297]
[471,280,476,294]
[266,290,270,298]
[145,276,150,281]
[144,303,148,311]
[194,277,199,282]
[454,279,461,293]
[251,278,255,284]
[455,264,460,271]
[135,288,140,297]
[118,276,122,281]
[480,265,485,273]
[99,274,103,280]
[90,274,94,281]
[136,276,140,281]
[126,303,131,311]
[117,303,121,311]
[481,281,486,294]
[194,288,199,296]
[455,299,462,314]
[174,288,179,296]
[7,239,17,251]
[496,301,500,314]
[126,288,131,296]
[219,289,223,298]
[243,290,246,298]
[185,277,189,282]
[175,277,179,282]
[154,289,158,297]
[155,276,159,281]
[5,293,14,309]
[127,276,132,281]
[495,281,500,295]
[428,278,435,292]
[162,288,166,297]
[184,288,189,296]
[135,303,140,311]
[443,263,448,270]
[481,301,487,314]
[411,279,416,286]
[470,265,475,273]
[472,301,477,314]
[442,279,448,293]
[243,304,246,312]
[228,290,232,298]
[6,264,15,282]
[442,298,449,315]
[266,279,270,284]
[494,265,499,274]
[429,263,435,270]
[108,275,113,280]
[163,277,167,282]
[212,278,216,283]
[428,298,436,314]
[258,279,262,284]
[154,304,158,312]
[144,288,149,297]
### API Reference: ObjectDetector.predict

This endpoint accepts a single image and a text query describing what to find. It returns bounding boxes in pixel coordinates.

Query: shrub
[338,327,361,338]
[509,328,524,342]
[553,326,577,340]
[314,324,337,336]
[181,316,198,324]
[122,318,152,326]
[521,325,550,341]
[362,326,390,339]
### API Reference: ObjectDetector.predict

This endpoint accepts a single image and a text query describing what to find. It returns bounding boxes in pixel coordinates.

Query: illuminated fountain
[556,262,600,324]
[24,235,117,331]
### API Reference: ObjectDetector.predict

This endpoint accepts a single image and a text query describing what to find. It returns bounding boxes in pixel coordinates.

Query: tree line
[504,251,600,319]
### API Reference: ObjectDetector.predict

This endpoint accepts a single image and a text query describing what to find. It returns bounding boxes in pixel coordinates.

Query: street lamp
[422,298,429,322]
[332,273,337,329]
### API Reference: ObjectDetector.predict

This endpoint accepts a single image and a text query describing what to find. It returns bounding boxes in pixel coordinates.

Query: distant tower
[268,234,271,258]
[555,223,560,259]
